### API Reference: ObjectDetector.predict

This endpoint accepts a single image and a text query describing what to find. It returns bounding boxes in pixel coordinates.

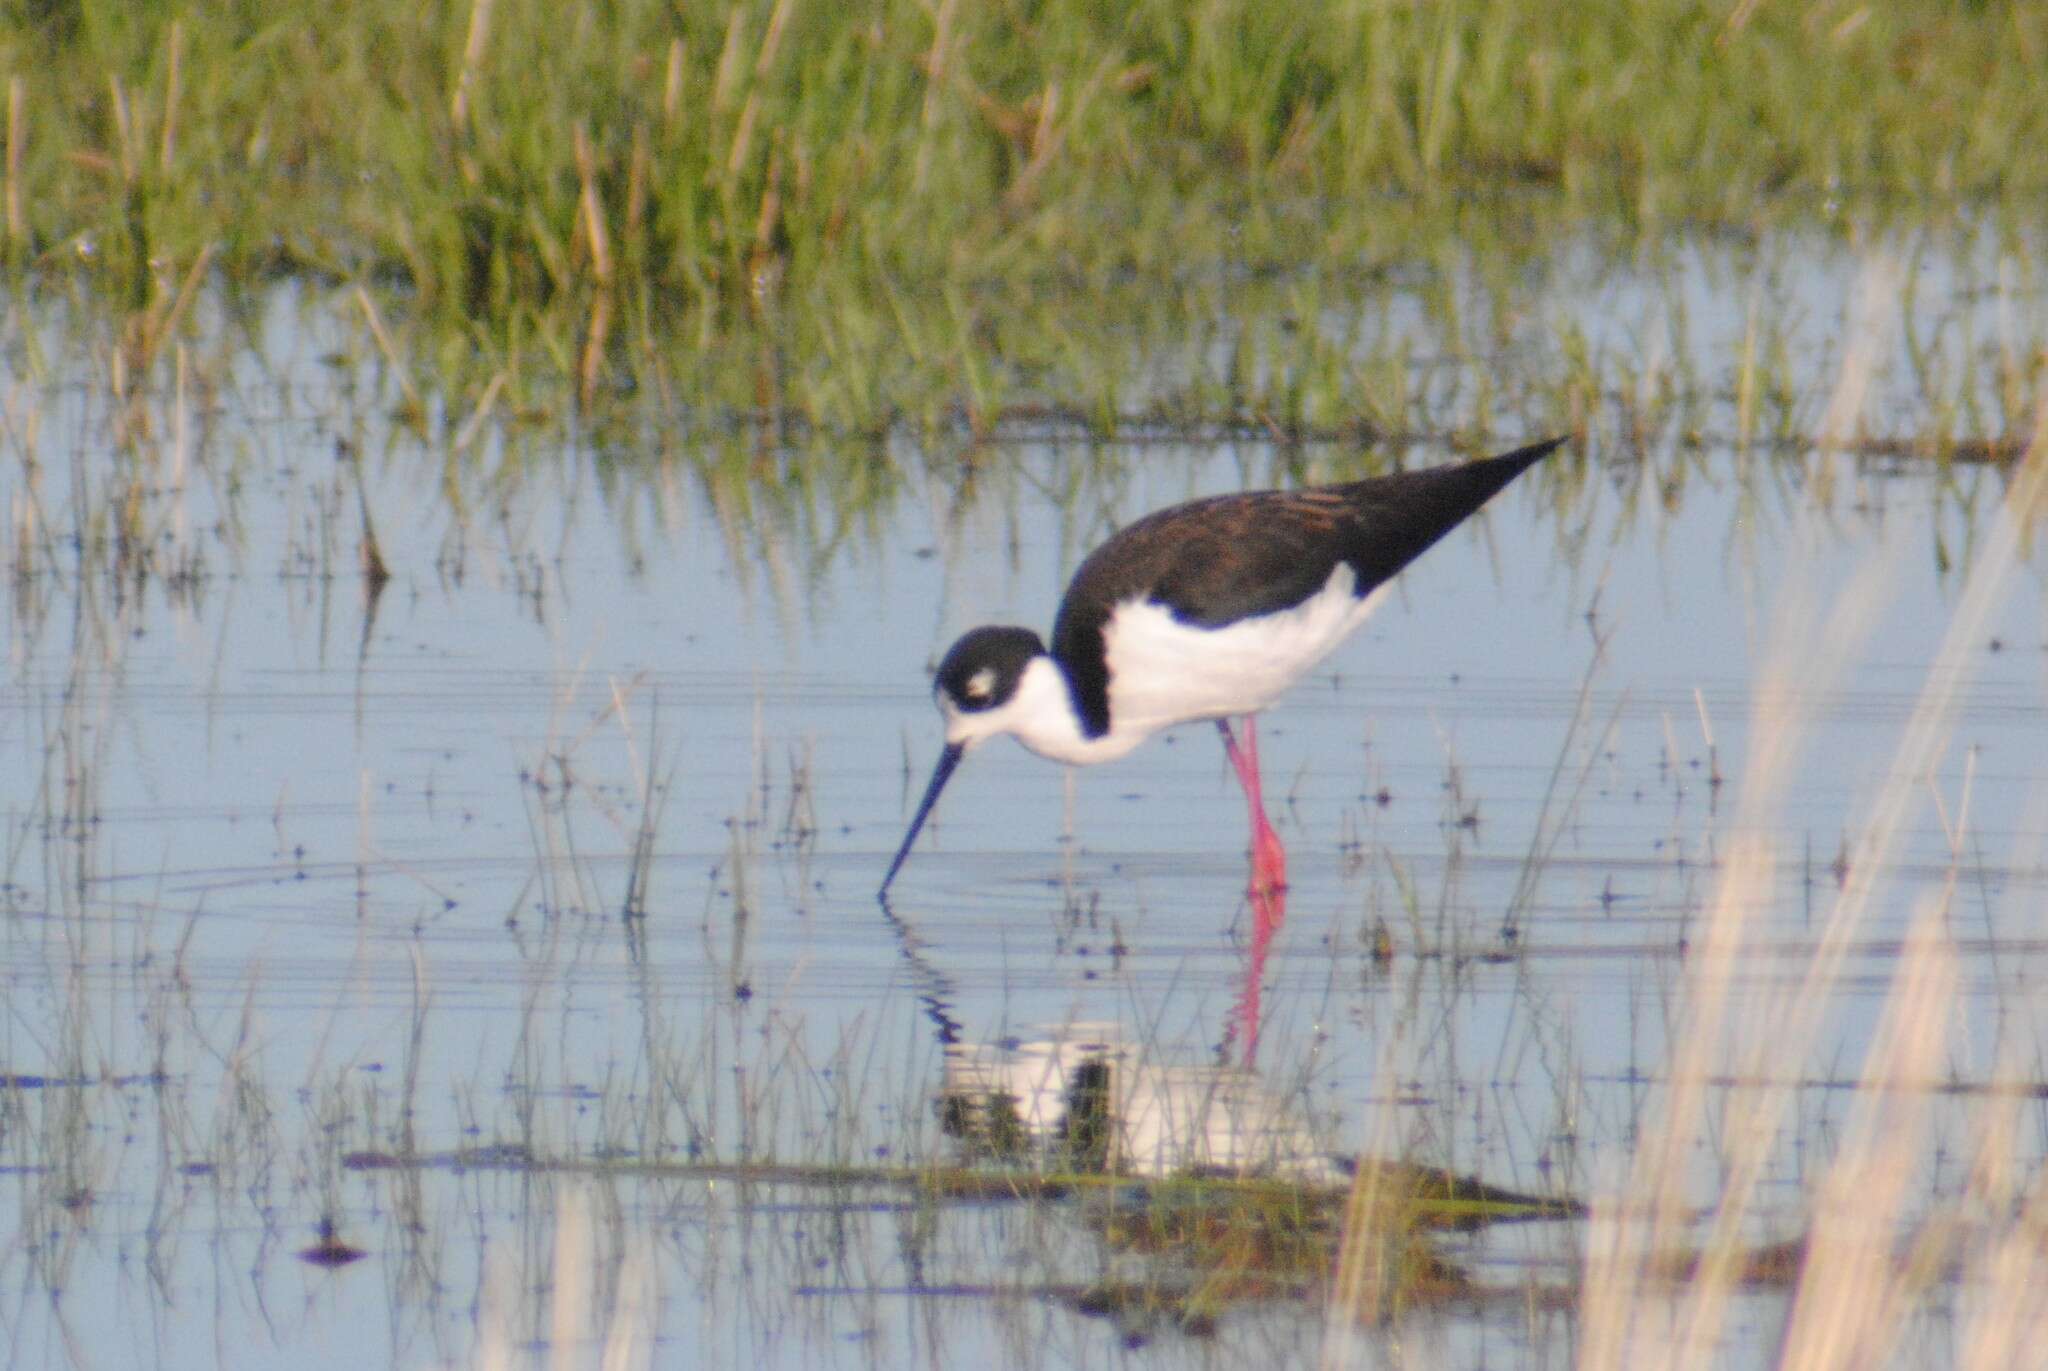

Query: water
[2,225,2046,1368]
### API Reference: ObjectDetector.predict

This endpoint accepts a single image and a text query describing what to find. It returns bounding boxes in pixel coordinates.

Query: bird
[879,436,1565,906]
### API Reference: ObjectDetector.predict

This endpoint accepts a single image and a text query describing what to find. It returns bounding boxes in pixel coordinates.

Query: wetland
[4,4,2048,1368]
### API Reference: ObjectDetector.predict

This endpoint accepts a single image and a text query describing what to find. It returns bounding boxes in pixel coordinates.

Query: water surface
[2,225,2046,1368]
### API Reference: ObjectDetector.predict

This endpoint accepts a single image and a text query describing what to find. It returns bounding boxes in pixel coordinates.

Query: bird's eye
[963,667,997,702]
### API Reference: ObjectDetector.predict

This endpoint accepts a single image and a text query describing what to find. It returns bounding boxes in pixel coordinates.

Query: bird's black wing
[1048,437,1563,738]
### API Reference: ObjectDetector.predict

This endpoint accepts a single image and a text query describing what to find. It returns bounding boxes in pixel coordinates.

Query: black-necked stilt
[880,436,1566,904]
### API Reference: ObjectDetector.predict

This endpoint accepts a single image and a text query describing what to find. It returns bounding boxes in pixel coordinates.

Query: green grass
[4,1,2044,430]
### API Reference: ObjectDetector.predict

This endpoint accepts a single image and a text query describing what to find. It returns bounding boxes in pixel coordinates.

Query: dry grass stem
[1776,901,1957,1368]
[4,76,21,246]
[451,0,496,129]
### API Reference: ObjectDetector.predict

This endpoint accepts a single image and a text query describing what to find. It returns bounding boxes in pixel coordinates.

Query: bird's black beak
[879,741,966,899]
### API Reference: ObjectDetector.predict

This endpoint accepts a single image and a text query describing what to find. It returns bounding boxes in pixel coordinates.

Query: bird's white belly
[1100,565,1387,747]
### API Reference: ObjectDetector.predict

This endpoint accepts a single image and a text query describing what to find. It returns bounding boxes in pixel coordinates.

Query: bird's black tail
[1339,436,1566,590]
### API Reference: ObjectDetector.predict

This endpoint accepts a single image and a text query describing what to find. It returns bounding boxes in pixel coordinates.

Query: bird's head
[932,625,1047,748]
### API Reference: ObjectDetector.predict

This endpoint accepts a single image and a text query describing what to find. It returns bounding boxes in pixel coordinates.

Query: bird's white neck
[946,655,1151,766]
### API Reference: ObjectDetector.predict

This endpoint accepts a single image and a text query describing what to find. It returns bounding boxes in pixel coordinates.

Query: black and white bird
[880,436,1565,901]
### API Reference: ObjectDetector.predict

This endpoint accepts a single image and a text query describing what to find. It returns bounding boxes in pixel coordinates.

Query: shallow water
[3,223,2047,1368]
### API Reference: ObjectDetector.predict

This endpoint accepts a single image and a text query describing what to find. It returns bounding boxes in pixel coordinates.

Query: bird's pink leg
[1216,717,1288,900]
[1216,717,1290,1066]
[1221,882,1287,1067]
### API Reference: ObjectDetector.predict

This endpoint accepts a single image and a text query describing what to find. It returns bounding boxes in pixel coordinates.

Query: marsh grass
[9,1,2044,288]
[5,2,2047,435]
[6,200,2041,658]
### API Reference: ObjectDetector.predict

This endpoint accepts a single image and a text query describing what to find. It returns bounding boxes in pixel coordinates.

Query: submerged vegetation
[3,0,2045,430]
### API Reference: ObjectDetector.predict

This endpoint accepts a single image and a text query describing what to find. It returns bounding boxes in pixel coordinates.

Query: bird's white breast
[1100,563,1388,748]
